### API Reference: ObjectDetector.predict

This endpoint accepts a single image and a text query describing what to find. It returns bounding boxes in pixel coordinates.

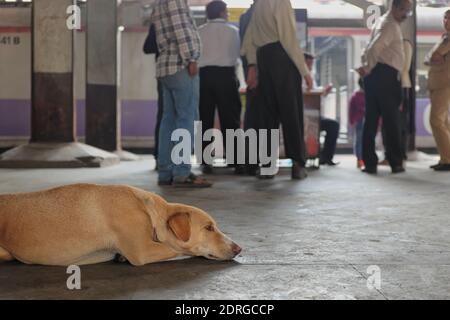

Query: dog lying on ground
[0,184,241,266]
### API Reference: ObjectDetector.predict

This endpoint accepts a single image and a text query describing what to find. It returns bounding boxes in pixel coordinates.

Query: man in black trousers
[239,0,259,176]
[198,1,243,174]
[241,0,313,180]
[357,0,413,174]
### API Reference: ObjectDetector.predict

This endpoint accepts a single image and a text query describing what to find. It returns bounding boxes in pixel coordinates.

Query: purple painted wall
[0,99,158,138]
[416,98,432,137]
[121,100,158,136]
[0,100,31,136]
[0,98,433,138]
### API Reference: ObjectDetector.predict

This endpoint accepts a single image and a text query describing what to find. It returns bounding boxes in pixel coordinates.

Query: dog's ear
[167,212,191,242]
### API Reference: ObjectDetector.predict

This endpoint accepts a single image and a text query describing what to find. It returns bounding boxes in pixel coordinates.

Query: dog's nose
[231,243,242,256]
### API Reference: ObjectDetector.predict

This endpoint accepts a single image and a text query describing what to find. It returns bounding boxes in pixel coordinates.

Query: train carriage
[0,0,447,151]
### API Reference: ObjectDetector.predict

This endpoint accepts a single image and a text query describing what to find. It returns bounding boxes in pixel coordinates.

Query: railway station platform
[1,154,449,300]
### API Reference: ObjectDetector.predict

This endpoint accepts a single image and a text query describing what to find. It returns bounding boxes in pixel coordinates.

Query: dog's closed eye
[205,225,215,232]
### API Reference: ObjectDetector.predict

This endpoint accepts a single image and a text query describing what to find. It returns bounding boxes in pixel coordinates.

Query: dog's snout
[231,243,242,256]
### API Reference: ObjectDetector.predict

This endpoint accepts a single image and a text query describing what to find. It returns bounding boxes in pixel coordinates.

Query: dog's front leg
[118,241,181,267]
[0,246,14,263]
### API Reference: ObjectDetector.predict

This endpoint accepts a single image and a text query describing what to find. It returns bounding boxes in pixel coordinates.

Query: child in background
[349,78,366,168]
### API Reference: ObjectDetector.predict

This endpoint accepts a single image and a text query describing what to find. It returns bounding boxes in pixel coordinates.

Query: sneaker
[357,160,365,169]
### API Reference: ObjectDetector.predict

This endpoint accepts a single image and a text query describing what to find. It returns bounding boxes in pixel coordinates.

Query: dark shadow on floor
[0,257,242,300]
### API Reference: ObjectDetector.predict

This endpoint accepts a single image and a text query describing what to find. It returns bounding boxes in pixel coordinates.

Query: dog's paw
[114,254,128,264]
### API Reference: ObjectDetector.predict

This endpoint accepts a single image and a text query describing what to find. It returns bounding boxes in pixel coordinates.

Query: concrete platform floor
[1,154,450,300]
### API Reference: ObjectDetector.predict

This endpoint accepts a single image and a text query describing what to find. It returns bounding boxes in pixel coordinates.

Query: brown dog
[0,184,241,266]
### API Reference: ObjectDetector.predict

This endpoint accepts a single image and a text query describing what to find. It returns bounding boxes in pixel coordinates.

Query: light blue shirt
[198,19,241,68]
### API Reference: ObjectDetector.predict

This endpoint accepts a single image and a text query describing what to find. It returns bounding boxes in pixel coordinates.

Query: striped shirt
[151,0,202,78]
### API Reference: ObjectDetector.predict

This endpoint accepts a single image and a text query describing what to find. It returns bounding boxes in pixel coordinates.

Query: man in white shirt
[380,39,413,165]
[198,1,243,175]
[357,0,413,175]
[241,0,313,180]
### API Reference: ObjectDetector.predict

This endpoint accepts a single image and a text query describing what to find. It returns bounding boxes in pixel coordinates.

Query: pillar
[0,0,119,168]
[32,0,75,142]
[86,0,138,160]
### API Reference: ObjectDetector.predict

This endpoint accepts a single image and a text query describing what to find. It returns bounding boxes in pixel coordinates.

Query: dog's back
[0,184,144,265]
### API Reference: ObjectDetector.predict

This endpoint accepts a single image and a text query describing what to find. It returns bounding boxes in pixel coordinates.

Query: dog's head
[163,204,242,261]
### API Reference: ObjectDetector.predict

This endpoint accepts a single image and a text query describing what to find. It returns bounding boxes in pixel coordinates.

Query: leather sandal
[173,173,213,188]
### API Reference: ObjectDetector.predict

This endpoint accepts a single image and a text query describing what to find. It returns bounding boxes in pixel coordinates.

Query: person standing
[143,24,163,170]
[380,39,413,165]
[239,0,260,176]
[357,0,413,174]
[349,78,366,169]
[400,39,413,160]
[152,0,212,187]
[426,9,450,172]
[198,1,243,175]
[241,0,313,180]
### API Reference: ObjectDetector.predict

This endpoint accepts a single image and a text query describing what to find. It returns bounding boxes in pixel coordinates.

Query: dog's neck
[142,198,192,255]
[152,228,161,243]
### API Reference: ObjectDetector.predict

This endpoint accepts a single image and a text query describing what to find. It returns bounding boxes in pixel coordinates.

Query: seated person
[304,53,340,166]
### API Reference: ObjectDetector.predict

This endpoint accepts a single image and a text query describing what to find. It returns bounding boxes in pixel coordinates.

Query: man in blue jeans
[152,0,212,187]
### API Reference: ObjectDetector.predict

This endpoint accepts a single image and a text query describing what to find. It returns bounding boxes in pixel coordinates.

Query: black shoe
[430,163,442,169]
[362,167,377,175]
[246,165,259,176]
[158,179,173,186]
[320,159,340,166]
[391,166,406,174]
[257,173,275,180]
[234,165,247,175]
[257,166,275,179]
[434,164,450,171]
[292,161,308,180]
[202,165,213,174]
